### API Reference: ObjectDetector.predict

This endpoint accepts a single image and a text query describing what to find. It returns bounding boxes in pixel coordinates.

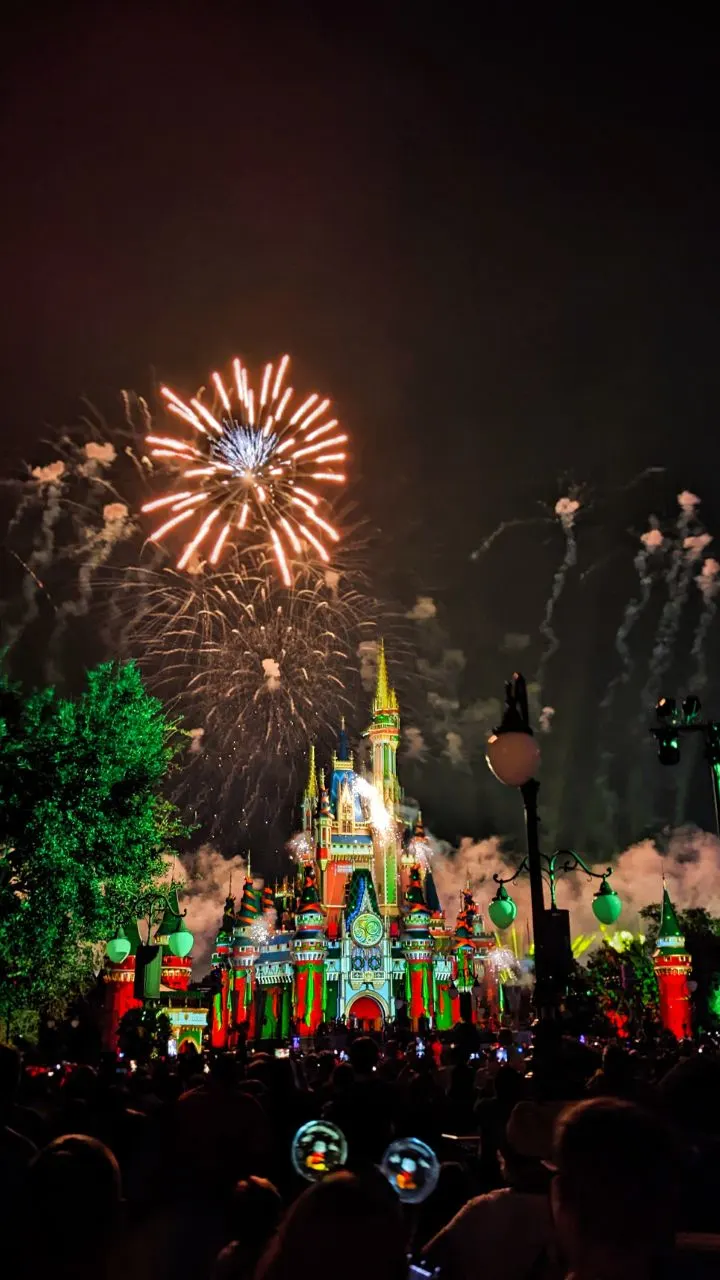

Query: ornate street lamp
[105,888,194,999]
[486,673,622,1014]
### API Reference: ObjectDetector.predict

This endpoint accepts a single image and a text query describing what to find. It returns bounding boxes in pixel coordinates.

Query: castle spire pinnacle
[657,883,684,951]
[373,639,399,714]
[305,744,317,798]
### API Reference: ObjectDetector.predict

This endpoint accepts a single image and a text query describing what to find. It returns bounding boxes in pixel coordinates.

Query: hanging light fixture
[487,884,518,930]
[591,877,622,926]
[105,925,132,965]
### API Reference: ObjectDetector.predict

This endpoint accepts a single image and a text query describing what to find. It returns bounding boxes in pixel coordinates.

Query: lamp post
[105,888,194,1003]
[486,673,622,1016]
[651,694,720,836]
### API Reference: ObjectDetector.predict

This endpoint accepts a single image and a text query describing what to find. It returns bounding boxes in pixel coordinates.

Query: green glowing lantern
[487,884,518,931]
[591,878,622,926]
[168,917,194,959]
[105,925,132,965]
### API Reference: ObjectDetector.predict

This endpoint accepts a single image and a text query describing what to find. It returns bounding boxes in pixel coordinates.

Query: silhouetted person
[215,1176,283,1280]
[552,1098,681,1280]
[0,1042,37,1208]
[256,1171,406,1280]
[18,1134,122,1279]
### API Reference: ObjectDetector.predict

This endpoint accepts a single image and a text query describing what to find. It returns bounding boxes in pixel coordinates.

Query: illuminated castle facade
[210,644,499,1044]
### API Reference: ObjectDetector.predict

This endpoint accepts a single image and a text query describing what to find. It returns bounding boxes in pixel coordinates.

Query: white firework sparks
[142,355,348,583]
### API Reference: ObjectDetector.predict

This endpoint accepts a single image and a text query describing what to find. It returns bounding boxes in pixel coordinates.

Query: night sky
[2,7,719,859]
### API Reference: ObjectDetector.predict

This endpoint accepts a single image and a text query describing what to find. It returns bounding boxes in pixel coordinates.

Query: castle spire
[657,884,685,951]
[305,745,317,798]
[374,639,391,712]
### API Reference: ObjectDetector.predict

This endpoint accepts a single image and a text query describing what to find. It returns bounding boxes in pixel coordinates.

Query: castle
[209,643,499,1045]
[101,643,695,1048]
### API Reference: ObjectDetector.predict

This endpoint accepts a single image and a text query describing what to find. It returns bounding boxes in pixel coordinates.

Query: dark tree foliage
[117,1005,172,1064]
[0,661,186,1013]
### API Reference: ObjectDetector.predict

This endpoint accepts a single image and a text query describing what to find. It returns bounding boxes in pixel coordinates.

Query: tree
[117,1006,172,1064]
[580,934,659,1038]
[0,661,186,1014]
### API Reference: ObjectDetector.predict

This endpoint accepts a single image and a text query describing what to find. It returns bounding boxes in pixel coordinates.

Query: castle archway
[346,993,385,1031]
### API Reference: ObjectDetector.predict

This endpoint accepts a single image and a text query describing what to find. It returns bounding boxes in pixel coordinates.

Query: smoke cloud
[357,638,378,690]
[404,726,429,760]
[407,596,437,622]
[167,845,248,976]
[430,825,720,949]
[502,632,531,653]
[262,657,282,691]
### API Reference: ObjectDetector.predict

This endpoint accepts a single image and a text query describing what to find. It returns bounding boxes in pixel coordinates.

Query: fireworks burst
[142,356,348,583]
[119,555,378,836]
[484,946,521,977]
[288,831,315,863]
[249,910,276,946]
[353,776,394,837]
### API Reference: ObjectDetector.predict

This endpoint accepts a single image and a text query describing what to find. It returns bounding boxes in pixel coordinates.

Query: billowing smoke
[538,706,555,733]
[262,657,281,691]
[80,441,117,474]
[404,726,428,760]
[407,596,437,621]
[536,494,581,693]
[502,632,531,653]
[357,638,378,690]
[166,845,248,975]
[430,825,720,949]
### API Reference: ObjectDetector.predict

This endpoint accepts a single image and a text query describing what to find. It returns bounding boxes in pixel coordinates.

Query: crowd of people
[1,1026,719,1279]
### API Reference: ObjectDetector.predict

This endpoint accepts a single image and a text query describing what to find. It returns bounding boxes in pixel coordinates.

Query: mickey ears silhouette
[291,1121,440,1204]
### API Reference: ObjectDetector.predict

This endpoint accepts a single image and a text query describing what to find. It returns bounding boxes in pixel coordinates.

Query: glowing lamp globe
[168,919,194,959]
[486,731,540,787]
[591,879,622,927]
[105,926,132,965]
[488,886,518,931]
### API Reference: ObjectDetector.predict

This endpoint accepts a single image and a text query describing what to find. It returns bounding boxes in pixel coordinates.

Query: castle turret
[261,884,276,917]
[292,863,327,1036]
[369,641,400,911]
[231,873,263,1042]
[370,641,400,804]
[101,917,142,1051]
[654,885,692,1040]
[301,745,318,837]
[210,886,236,1050]
[402,865,434,1029]
[453,888,479,1023]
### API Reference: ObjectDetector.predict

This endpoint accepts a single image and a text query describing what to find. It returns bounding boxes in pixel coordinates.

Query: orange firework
[141,355,347,583]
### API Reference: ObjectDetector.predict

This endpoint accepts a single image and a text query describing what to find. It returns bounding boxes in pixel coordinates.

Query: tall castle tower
[368,640,401,912]
[369,640,400,808]
[654,884,692,1040]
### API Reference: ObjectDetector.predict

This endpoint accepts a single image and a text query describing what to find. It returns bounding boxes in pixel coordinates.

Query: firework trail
[46,500,132,681]
[1,422,153,671]
[470,516,552,560]
[600,521,665,713]
[690,557,720,693]
[141,355,347,584]
[640,491,709,711]
[2,462,66,649]
[536,495,581,693]
[671,559,720,825]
